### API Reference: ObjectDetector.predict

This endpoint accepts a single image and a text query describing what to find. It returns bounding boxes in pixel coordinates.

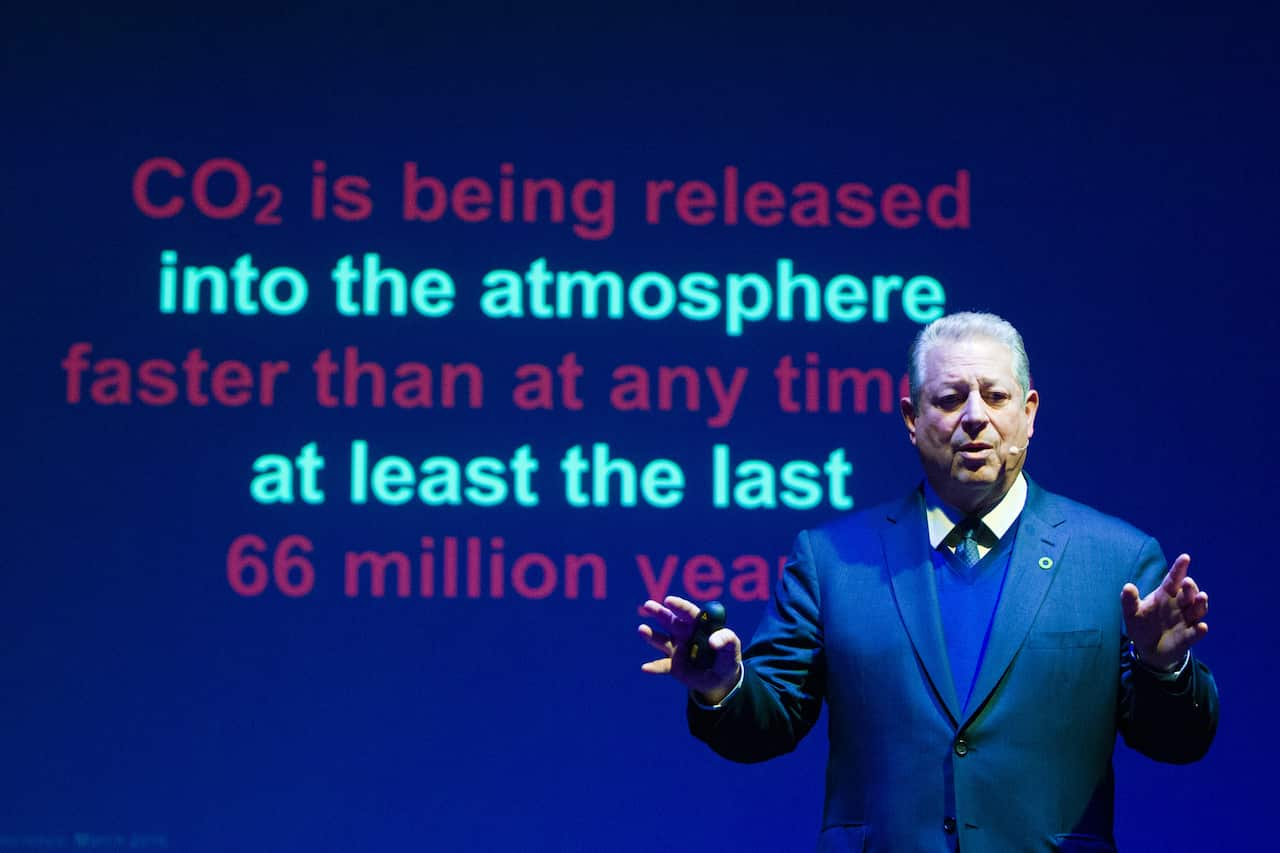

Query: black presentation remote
[685,601,727,670]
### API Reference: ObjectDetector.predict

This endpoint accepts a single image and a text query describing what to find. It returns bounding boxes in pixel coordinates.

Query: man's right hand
[638,595,743,706]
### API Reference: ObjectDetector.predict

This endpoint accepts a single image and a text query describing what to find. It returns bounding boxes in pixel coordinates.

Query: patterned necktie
[954,520,984,569]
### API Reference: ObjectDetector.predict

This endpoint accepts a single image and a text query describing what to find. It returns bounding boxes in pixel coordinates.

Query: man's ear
[1024,389,1039,439]
[900,397,918,445]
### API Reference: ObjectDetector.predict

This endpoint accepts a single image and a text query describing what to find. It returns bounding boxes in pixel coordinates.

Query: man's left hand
[1121,552,1209,672]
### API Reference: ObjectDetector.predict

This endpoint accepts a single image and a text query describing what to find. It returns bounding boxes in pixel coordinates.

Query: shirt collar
[923,472,1028,549]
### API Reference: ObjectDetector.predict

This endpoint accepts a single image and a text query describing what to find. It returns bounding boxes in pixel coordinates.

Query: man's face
[900,336,1039,515]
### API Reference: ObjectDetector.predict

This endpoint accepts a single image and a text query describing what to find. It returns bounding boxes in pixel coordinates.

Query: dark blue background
[4,6,1274,850]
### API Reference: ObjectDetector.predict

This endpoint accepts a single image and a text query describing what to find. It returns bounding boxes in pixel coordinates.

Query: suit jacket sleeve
[687,529,827,763]
[1117,535,1219,763]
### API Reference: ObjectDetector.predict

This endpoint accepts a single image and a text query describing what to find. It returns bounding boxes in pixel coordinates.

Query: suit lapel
[963,483,1067,726]
[883,492,962,725]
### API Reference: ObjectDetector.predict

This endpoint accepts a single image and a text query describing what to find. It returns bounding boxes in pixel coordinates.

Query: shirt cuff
[690,666,745,709]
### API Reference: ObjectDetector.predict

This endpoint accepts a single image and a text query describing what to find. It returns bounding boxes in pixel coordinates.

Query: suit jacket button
[953,738,969,757]
[943,816,957,833]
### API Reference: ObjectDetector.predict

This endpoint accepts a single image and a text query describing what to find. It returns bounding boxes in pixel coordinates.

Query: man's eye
[985,391,1010,404]
[936,395,962,408]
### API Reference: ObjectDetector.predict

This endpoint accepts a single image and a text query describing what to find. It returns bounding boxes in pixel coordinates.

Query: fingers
[638,596,716,678]
[636,620,680,675]
[707,629,744,683]
[640,598,677,626]
[662,595,703,620]
[1164,617,1210,657]
[1176,580,1198,618]
[1120,583,1141,618]
[1148,605,1210,663]
[1171,571,1208,625]
[640,657,673,675]
[636,624,675,656]
[1183,590,1209,626]
[1123,553,1211,669]
[707,627,741,657]
[638,599,741,694]
[1160,553,1191,597]
[704,624,741,658]
[640,596,700,630]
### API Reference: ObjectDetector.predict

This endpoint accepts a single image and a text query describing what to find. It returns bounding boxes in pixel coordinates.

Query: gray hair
[907,312,1031,406]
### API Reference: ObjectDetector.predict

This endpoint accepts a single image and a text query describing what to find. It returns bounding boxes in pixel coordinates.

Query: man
[638,312,1218,852]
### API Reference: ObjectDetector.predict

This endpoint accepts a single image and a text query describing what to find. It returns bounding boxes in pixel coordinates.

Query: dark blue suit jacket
[689,479,1218,852]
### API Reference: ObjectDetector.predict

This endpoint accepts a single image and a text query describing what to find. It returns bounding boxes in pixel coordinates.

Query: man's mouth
[958,443,992,452]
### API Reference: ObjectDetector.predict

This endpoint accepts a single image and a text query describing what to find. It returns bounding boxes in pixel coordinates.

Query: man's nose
[960,391,988,433]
